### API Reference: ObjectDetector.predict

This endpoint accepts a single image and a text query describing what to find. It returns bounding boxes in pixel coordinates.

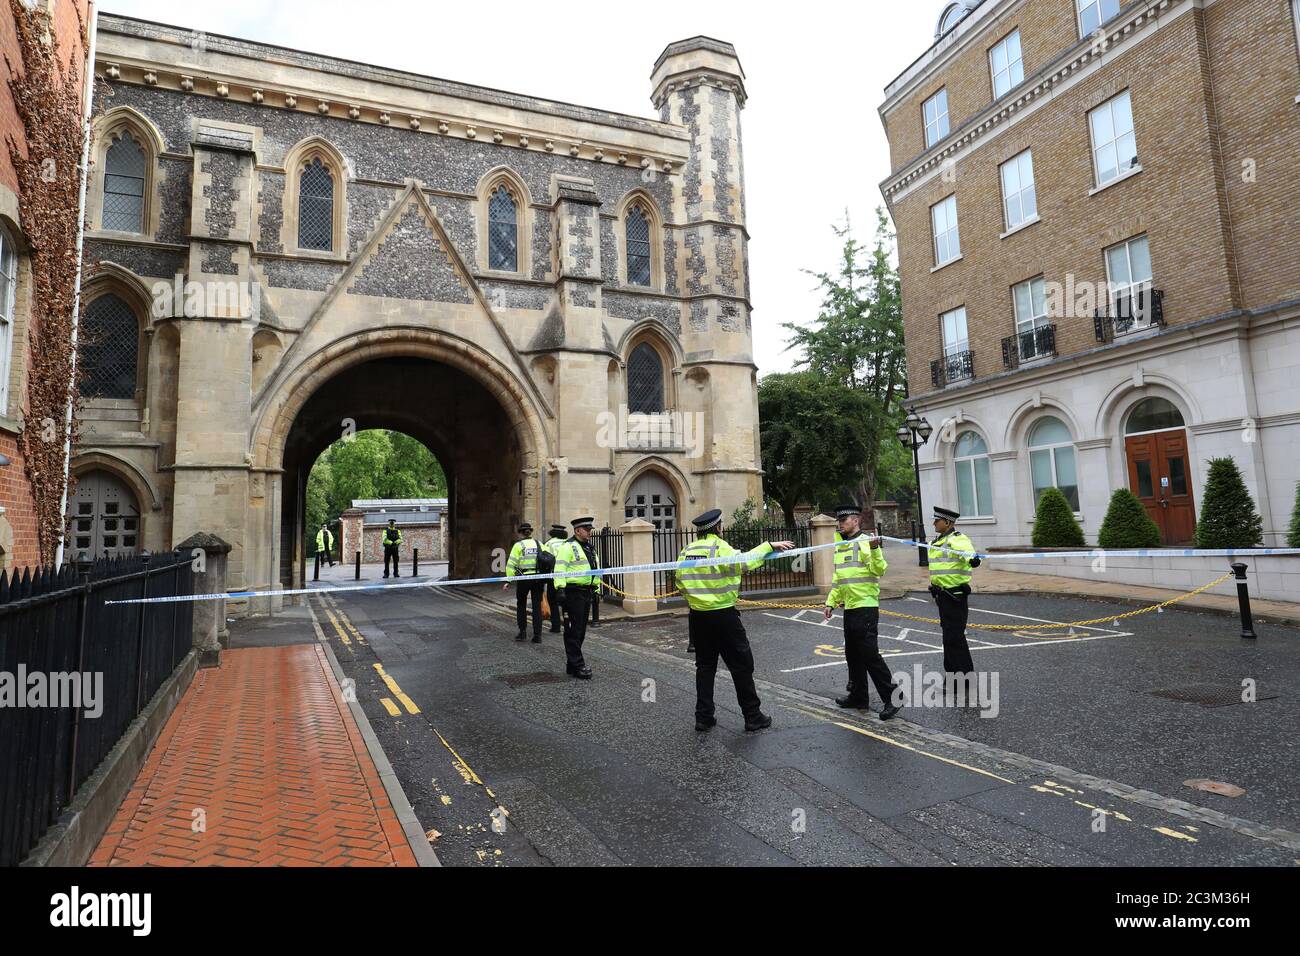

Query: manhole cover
[1146,683,1277,707]
[496,671,566,688]
[1183,779,1246,797]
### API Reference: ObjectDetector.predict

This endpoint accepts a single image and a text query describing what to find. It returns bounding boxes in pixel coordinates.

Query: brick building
[0,0,93,570]
[880,0,1300,546]
[338,498,448,565]
[77,15,762,605]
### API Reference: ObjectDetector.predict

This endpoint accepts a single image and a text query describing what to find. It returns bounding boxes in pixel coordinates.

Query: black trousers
[561,586,593,669]
[515,581,544,637]
[545,581,561,630]
[383,545,400,577]
[843,607,897,705]
[317,549,333,568]
[691,607,762,721]
[932,584,975,674]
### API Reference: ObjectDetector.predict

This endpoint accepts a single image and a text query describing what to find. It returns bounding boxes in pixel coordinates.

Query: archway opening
[277,355,530,587]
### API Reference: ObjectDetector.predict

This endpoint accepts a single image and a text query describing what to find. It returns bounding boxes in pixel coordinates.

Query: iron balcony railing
[931,349,974,387]
[1002,324,1057,369]
[1094,287,1164,343]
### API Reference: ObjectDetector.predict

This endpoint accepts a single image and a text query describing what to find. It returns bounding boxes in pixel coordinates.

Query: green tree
[1032,487,1086,547]
[1097,488,1162,549]
[1288,481,1300,548]
[1194,456,1263,548]
[782,208,910,509]
[758,371,874,524]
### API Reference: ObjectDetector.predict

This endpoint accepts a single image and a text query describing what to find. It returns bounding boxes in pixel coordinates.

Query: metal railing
[0,551,195,866]
[931,349,974,387]
[1094,287,1165,342]
[1002,324,1057,368]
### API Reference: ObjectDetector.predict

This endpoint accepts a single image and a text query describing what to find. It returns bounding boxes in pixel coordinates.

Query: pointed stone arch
[616,189,664,290]
[91,106,166,235]
[282,136,349,254]
[475,166,532,276]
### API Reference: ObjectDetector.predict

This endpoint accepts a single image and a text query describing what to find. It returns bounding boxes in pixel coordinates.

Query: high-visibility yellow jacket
[554,538,600,589]
[825,532,887,609]
[928,530,976,590]
[675,534,773,611]
[542,536,566,558]
[382,527,403,548]
[506,538,541,577]
[315,528,333,554]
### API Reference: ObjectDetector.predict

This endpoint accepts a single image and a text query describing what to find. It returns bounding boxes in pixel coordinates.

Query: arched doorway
[623,470,678,531]
[275,354,534,587]
[1123,397,1195,544]
[71,469,141,560]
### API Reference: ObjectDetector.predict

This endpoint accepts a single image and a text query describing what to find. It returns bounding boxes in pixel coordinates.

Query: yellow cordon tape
[603,572,1237,631]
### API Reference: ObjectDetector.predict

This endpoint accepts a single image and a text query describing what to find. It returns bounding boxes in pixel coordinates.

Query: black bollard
[313,553,320,582]
[1231,562,1257,639]
[413,548,419,577]
[355,551,361,581]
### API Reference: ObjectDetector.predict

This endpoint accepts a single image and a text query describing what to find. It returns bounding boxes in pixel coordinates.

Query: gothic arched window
[488,185,518,271]
[81,294,140,400]
[103,133,147,233]
[298,157,335,251]
[626,204,652,287]
[627,342,664,414]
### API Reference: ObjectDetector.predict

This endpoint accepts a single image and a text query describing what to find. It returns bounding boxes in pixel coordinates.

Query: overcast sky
[102,0,942,374]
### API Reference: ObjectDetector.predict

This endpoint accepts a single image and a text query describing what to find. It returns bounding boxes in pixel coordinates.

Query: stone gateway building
[77,15,761,600]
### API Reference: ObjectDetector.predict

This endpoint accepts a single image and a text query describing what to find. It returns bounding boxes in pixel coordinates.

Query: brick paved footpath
[90,645,418,866]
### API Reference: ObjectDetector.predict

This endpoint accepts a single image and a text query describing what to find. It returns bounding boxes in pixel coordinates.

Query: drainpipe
[54,2,98,570]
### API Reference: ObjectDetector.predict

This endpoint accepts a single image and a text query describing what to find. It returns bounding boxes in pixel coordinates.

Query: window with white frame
[954,430,993,518]
[1077,0,1121,37]
[1089,90,1138,187]
[1028,416,1079,511]
[931,195,961,267]
[1105,234,1154,332]
[999,149,1037,231]
[1012,276,1052,360]
[923,88,950,148]
[989,30,1024,99]
[939,306,972,382]
[0,226,15,417]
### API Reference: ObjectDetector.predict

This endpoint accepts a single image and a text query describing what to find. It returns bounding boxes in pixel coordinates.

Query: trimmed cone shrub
[1031,486,1086,547]
[1097,487,1162,548]
[1194,456,1263,549]
[1288,481,1300,548]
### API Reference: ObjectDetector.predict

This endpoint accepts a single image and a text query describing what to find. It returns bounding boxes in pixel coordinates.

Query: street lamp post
[896,410,934,567]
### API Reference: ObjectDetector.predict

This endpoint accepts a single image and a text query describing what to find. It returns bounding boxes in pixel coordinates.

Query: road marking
[379,697,401,717]
[323,608,352,646]
[829,718,1015,783]
[373,663,420,714]
[326,597,368,645]
[903,596,1130,636]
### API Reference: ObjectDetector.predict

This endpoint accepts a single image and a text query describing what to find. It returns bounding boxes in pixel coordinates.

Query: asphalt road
[300,583,1300,867]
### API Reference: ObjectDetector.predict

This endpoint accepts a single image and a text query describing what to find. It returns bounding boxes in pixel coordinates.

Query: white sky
[101,0,941,374]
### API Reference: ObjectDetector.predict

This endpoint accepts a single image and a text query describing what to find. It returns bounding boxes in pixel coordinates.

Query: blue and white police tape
[102,538,841,606]
[102,533,1300,607]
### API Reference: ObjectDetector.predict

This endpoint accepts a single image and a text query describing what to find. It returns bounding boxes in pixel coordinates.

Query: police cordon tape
[102,533,1300,607]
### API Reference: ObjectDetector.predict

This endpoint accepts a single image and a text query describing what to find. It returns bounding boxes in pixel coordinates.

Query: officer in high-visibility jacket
[542,524,567,634]
[503,523,545,643]
[823,503,900,719]
[927,506,981,674]
[382,519,403,578]
[554,516,601,679]
[675,509,794,733]
[315,524,335,567]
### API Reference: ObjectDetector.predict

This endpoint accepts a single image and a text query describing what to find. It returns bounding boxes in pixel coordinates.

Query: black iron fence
[1094,287,1165,342]
[931,349,975,387]
[1002,324,1057,368]
[0,551,195,866]
[598,525,815,602]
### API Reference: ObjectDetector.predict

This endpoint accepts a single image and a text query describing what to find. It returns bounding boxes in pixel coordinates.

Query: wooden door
[1125,430,1196,545]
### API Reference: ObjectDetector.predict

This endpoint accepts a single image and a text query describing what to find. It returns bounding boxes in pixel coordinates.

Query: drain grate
[496,671,566,688]
[1146,683,1278,708]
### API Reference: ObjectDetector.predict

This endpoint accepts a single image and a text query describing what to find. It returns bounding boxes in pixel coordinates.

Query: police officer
[504,523,545,642]
[676,509,794,733]
[315,523,335,568]
[824,503,899,719]
[927,506,980,675]
[542,524,568,634]
[554,516,601,679]
[382,519,403,578]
